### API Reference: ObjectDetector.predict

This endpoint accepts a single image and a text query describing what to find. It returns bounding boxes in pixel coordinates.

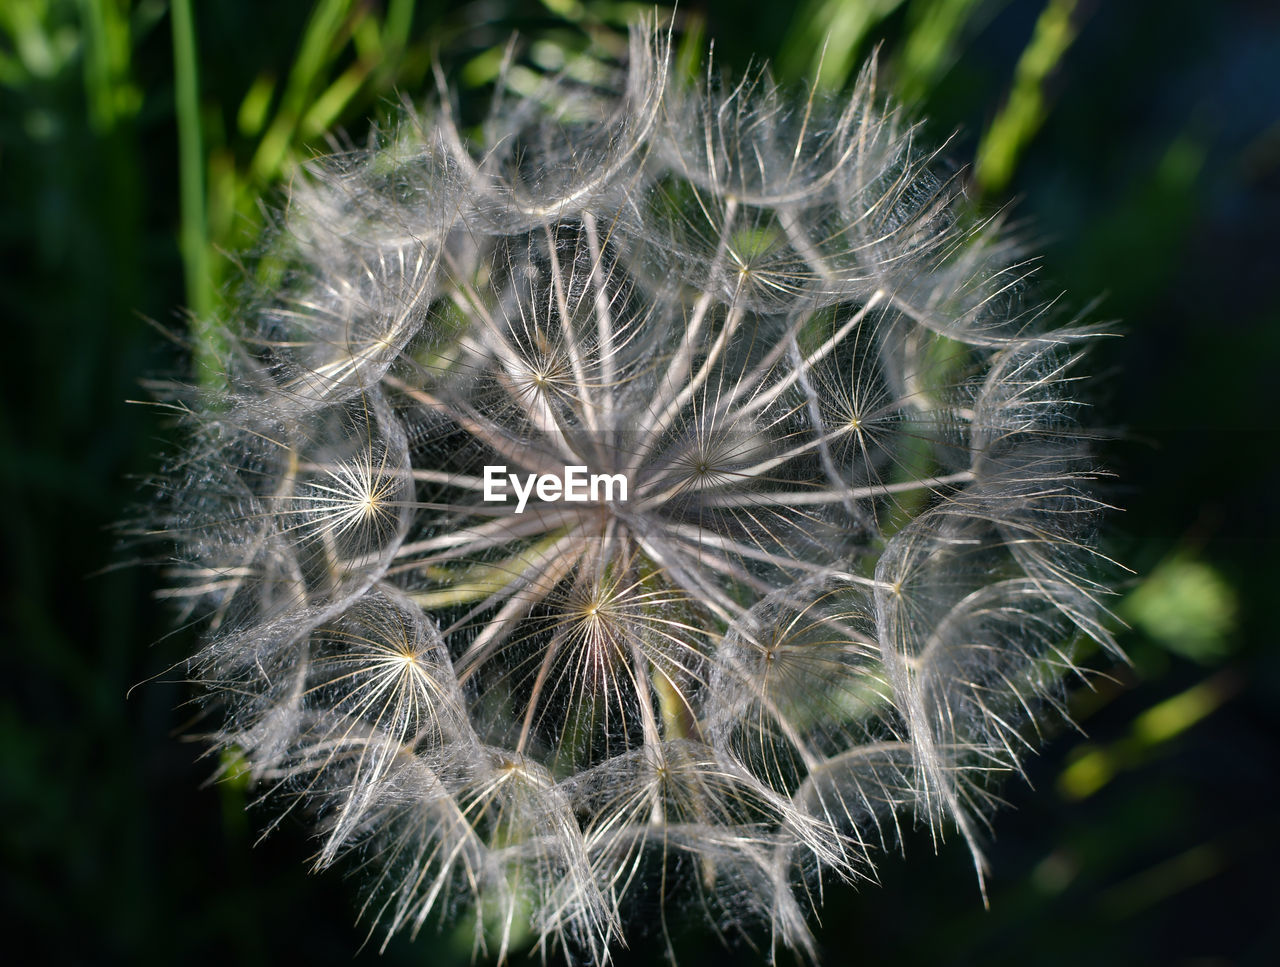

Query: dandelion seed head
[148,20,1117,963]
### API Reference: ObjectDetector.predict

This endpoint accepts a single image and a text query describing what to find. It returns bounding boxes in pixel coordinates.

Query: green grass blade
[896,0,992,104]
[778,0,906,87]
[170,0,219,374]
[974,0,1079,195]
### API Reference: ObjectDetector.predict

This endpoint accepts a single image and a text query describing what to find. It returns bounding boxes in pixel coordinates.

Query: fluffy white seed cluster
[157,25,1115,962]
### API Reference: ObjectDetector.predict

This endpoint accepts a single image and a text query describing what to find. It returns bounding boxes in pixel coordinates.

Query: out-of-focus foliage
[2,1,1276,964]
[1122,554,1237,663]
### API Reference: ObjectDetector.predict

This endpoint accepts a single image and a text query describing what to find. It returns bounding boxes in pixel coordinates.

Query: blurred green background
[2,1,1277,963]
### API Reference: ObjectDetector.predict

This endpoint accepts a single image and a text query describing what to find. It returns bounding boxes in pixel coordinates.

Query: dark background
[2,1,1277,964]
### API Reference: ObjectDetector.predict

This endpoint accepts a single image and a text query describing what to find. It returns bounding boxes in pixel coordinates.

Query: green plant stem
[170,0,218,376]
[974,0,1079,195]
